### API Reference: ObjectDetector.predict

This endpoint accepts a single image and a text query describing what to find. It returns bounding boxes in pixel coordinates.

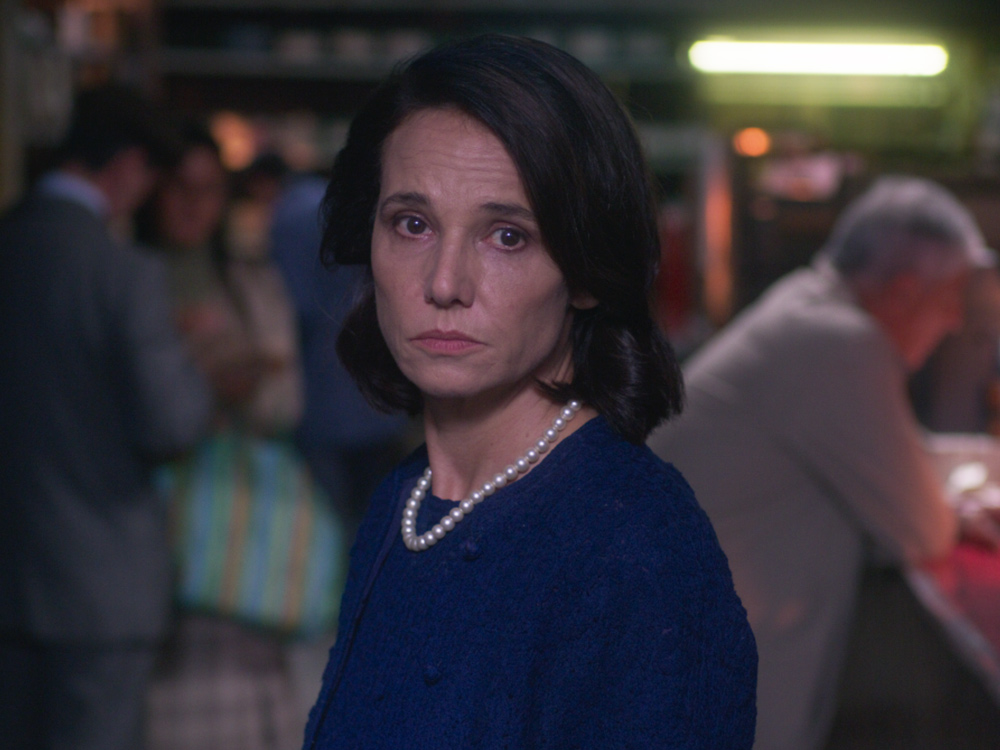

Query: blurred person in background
[227,152,291,263]
[262,173,414,725]
[649,175,1000,750]
[269,173,414,724]
[269,173,412,536]
[138,123,302,442]
[911,261,1000,434]
[136,123,304,750]
[0,84,212,749]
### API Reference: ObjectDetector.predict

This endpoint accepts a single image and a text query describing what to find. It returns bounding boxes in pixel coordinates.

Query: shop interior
[3,0,999,336]
[3,0,1000,747]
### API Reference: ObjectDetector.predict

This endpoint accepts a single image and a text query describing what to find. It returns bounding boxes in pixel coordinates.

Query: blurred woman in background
[139,123,304,750]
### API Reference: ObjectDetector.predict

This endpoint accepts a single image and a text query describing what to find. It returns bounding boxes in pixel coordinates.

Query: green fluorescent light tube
[689,41,948,76]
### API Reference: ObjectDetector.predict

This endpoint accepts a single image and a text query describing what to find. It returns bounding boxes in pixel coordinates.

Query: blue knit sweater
[303,416,756,748]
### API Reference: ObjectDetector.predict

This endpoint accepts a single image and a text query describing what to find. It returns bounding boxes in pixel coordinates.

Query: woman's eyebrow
[379,192,428,211]
[379,195,535,223]
[480,202,536,222]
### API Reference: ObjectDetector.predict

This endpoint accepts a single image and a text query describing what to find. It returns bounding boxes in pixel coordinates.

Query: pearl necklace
[401,400,582,552]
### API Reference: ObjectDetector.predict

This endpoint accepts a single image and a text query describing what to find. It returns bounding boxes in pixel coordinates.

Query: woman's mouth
[411,330,484,353]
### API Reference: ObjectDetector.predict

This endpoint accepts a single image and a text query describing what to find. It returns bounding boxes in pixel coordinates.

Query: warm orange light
[733,127,771,157]
[209,112,257,171]
[703,169,733,326]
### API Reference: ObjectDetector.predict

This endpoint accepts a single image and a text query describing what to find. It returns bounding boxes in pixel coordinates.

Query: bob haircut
[322,34,682,444]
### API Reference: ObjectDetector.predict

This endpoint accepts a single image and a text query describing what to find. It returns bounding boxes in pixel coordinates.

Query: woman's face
[371,108,578,406]
[158,145,228,249]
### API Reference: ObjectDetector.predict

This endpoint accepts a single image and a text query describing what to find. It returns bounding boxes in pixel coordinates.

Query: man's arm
[787,330,959,563]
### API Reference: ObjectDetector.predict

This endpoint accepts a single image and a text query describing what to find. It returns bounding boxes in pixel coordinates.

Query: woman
[305,35,756,748]
[144,126,302,433]
[139,125,306,750]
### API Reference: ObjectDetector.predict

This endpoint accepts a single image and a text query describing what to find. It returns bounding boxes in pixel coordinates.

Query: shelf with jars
[154,1,695,91]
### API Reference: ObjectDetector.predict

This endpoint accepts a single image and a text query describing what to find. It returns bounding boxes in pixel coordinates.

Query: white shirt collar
[35,171,109,218]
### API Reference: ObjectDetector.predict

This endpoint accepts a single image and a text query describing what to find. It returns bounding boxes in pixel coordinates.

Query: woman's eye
[492,227,525,249]
[397,216,428,236]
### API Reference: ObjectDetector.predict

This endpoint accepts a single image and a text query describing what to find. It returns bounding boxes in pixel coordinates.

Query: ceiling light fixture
[689,40,948,76]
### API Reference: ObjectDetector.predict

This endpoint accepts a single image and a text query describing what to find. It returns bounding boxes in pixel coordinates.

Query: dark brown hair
[323,34,683,443]
[59,84,180,170]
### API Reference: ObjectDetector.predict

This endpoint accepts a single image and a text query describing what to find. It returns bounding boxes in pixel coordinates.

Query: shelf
[158,45,691,84]
[159,48,392,81]
[158,0,711,12]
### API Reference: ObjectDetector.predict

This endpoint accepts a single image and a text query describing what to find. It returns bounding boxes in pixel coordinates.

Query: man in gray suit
[0,85,212,749]
[649,176,998,750]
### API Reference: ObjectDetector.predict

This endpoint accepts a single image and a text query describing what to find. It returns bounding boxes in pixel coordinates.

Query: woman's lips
[411,330,483,353]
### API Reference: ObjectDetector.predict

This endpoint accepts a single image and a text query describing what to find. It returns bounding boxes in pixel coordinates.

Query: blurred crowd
[0,83,410,750]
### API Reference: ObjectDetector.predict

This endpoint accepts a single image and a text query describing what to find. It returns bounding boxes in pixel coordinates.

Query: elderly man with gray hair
[649,175,997,750]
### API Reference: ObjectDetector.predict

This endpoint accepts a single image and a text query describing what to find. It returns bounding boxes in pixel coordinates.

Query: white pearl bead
[471,490,483,503]
[544,428,558,442]
[417,537,428,550]
[505,465,518,480]
[406,497,419,509]
[411,488,425,501]
[441,517,454,531]
[432,525,445,539]
[417,477,431,490]
[482,482,495,496]
[515,458,529,473]
[561,406,575,419]
[553,417,566,431]
[569,400,581,410]
[536,440,549,453]
[450,507,464,521]
[460,499,474,512]
[493,474,507,488]
[404,508,416,520]
[526,449,539,463]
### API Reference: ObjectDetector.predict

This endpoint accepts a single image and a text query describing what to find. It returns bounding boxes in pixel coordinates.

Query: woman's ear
[570,290,599,310]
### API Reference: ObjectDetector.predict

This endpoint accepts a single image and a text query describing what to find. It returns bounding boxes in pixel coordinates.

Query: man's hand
[957,497,1000,550]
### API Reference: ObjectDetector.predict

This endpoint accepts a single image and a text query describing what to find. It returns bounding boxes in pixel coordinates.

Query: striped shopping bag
[157,430,347,637]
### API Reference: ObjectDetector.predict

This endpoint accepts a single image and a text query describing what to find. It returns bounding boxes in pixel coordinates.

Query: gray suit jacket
[0,193,212,642]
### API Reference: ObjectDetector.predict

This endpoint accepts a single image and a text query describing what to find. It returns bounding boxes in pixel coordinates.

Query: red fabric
[923,544,1000,653]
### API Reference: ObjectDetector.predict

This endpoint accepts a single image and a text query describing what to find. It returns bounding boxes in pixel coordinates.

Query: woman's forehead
[379,109,530,208]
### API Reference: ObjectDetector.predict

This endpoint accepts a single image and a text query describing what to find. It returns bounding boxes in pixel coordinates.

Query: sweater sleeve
[526,470,757,749]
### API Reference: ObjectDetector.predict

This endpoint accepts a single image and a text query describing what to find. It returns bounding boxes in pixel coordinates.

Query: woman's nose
[425,238,476,308]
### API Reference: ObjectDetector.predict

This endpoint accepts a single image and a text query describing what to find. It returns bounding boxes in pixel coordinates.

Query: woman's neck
[422,389,596,502]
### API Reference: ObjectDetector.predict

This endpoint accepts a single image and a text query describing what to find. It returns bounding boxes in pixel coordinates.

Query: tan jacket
[648,261,957,750]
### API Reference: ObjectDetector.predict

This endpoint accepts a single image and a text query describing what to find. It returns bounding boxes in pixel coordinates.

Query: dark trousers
[0,636,157,750]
